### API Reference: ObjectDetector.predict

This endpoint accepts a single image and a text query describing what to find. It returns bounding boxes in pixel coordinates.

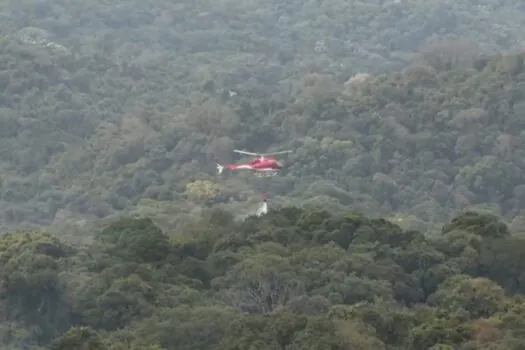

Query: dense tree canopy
[0,0,523,234]
[0,209,524,349]
[2,0,525,347]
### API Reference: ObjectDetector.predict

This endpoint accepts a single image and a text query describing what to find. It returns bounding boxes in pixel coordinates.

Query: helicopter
[216,149,292,177]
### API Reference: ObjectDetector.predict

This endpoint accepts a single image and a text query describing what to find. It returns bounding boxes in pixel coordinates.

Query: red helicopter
[217,149,292,177]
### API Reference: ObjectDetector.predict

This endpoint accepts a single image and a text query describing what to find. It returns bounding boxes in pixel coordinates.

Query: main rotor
[233,149,292,160]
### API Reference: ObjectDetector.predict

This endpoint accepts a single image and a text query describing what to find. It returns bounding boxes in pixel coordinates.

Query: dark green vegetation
[2,0,525,348]
[2,209,525,349]
[3,37,525,234]
[0,0,525,234]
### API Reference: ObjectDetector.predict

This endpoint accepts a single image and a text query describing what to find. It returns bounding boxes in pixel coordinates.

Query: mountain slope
[1,0,525,231]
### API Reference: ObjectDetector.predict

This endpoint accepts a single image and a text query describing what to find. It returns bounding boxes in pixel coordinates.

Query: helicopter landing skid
[255,171,278,178]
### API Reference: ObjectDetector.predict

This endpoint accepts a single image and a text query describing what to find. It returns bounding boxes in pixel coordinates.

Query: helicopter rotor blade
[233,150,293,158]
[233,150,260,156]
[261,150,293,156]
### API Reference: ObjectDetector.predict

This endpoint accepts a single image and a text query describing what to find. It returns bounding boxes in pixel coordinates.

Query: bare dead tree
[226,273,304,314]
[414,39,482,71]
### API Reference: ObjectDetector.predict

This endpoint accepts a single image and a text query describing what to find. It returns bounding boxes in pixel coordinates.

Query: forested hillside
[0,0,523,233]
[1,209,525,349]
[2,0,525,347]
[2,38,525,233]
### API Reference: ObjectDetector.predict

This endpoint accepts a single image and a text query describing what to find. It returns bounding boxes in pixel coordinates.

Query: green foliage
[428,275,506,318]
[407,318,472,350]
[442,211,510,238]
[95,218,171,263]
[2,0,525,348]
[49,326,105,350]
[0,208,522,349]
[0,232,72,343]
[0,0,524,237]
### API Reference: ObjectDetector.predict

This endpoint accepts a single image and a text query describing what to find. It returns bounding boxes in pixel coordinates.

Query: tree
[415,39,481,71]
[442,211,510,239]
[216,254,303,314]
[49,326,105,350]
[185,180,221,204]
[0,232,72,343]
[95,217,171,263]
[428,275,506,319]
